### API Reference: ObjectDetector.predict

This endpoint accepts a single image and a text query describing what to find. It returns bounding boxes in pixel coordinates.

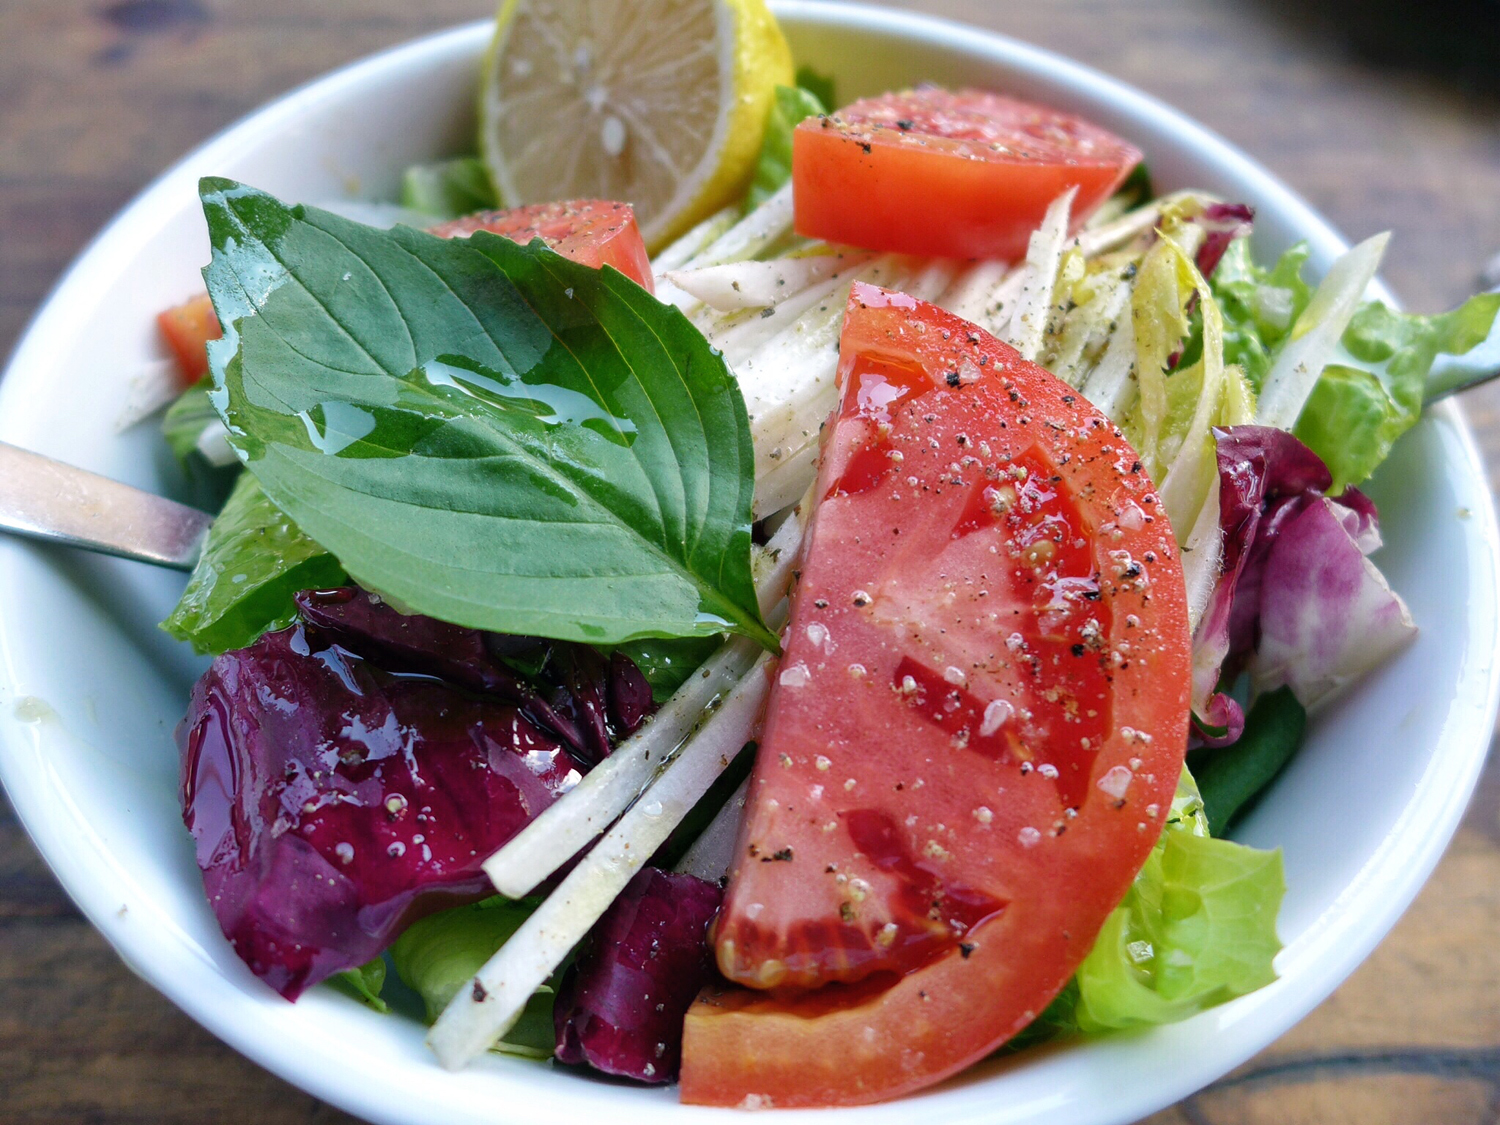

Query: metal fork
[0,441,211,570]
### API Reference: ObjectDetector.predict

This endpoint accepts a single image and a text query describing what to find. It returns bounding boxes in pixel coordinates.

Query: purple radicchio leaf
[294,588,652,764]
[177,623,587,1000]
[1250,495,1415,707]
[553,867,723,1084]
[1195,202,1255,278]
[1190,425,1413,720]
[1191,426,1331,727]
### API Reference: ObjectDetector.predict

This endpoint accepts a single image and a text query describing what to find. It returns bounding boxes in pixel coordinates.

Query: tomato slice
[157,292,223,385]
[679,283,1190,1108]
[426,199,655,293]
[793,88,1143,261]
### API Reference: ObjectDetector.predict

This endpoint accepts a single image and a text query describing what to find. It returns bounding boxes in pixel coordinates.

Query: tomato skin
[793,89,1142,261]
[426,200,655,293]
[157,293,223,385]
[679,283,1190,1108]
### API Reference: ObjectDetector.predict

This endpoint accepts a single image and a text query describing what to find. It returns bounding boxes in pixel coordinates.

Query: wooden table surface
[2,0,1498,1121]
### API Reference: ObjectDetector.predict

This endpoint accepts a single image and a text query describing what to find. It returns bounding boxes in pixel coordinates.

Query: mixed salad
[148,0,1500,1111]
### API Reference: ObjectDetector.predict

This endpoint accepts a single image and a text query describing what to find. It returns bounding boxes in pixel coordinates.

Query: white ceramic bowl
[1,4,1496,1123]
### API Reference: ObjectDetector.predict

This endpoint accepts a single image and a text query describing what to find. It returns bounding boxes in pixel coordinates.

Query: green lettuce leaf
[1188,687,1306,836]
[390,897,555,1057]
[1211,238,1314,393]
[747,84,827,210]
[1071,772,1284,1031]
[400,156,499,220]
[160,470,346,655]
[330,957,388,1012]
[200,178,774,650]
[792,66,836,114]
[1295,293,1500,491]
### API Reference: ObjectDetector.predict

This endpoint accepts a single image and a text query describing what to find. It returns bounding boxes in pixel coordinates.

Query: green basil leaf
[200,178,774,650]
[160,470,347,655]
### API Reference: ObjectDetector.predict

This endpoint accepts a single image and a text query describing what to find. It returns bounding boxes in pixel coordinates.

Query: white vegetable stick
[680,183,794,270]
[1180,484,1223,636]
[1045,269,1131,387]
[194,419,239,467]
[754,437,821,519]
[1073,190,1215,258]
[1005,188,1077,361]
[665,252,869,313]
[704,271,858,368]
[938,260,1021,333]
[652,204,740,273]
[481,510,805,899]
[673,775,750,882]
[432,656,775,1069]
[1079,299,1138,422]
[483,638,759,899]
[114,357,184,432]
[1256,232,1389,429]
[904,258,962,303]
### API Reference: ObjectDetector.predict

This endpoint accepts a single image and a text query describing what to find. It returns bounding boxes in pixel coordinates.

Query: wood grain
[1,1,1497,1121]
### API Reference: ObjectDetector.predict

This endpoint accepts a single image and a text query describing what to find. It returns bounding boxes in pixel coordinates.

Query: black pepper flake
[762,847,794,863]
[759,306,775,318]
[897,119,914,130]
[946,370,961,387]
[1071,644,1085,657]
[472,979,488,1002]
[959,942,975,959]
[860,141,873,154]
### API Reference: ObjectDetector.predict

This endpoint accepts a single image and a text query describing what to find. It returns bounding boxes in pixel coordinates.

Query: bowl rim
[1,3,1497,1123]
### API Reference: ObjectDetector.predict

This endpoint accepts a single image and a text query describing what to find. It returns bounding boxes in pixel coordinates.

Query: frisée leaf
[199,179,773,650]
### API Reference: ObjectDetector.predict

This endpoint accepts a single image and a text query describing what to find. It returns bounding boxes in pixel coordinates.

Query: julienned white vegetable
[1005,187,1076,362]
[664,251,872,312]
[1181,485,1223,638]
[1255,231,1390,429]
[680,182,794,271]
[482,502,806,899]
[429,653,774,1069]
[673,775,750,882]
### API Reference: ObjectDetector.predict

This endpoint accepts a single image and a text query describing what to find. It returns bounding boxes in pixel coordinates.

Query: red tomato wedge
[679,283,1190,1108]
[426,199,655,293]
[792,88,1143,261]
[157,292,223,385]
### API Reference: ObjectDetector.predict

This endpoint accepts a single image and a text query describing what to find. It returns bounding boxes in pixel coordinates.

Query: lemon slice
[480,0,792,251]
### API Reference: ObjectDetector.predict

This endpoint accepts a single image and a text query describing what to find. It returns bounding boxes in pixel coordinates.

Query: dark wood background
[2,0,1498,1121]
